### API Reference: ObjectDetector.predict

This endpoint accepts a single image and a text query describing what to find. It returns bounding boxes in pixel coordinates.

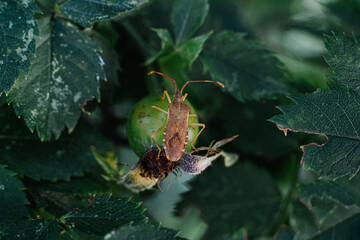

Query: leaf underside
[0,0,39,93]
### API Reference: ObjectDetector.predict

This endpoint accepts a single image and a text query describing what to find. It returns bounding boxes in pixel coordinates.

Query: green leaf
[59,0,146,27]
[88,30,121,100]
[220,99,299,158]
[326,1,360,30]
[0,0,39,93]
[179,32,211,70]
[324,32,360,93]
[171,0,209,44]
[275,228,295,240]
[271,88,360,179]
[7,15,105,141]
[148,29,211,72]
[1,220,59,240]
[311,214,360,240]
[201,31,290,102]
[146,29,174,65]
[178,162,282,239]
[0,164,29,231]
[298,180,360,207]
[63,194,147,235]
[223,228,248,240]
[0,106,113,181]
[289,198,318,239]
[103,222,183,240]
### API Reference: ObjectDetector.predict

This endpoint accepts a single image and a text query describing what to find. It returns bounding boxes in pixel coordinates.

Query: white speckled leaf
[0,0,39,94]
[7,16,105,141]
[59,0,146,27]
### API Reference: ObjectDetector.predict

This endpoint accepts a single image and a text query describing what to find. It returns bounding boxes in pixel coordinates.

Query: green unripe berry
[127,93,199,157]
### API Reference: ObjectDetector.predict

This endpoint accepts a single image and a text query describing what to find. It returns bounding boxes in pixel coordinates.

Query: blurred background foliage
[2,0,360,239]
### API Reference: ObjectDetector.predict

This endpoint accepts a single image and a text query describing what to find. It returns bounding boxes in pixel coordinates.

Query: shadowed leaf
[1,220,59,240]
[178,162,282,239]
[59,0,146,27]
[63,194,147,235]
[201,31,290,102]
[171,0,209,44]
[0,164,29,232]
[104,222,183,240]
[0,106,113,181]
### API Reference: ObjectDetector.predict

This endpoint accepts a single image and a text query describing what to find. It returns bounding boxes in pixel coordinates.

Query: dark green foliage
[171,0,209,44]
[324,32,360,92]
[271,88,360,179]
[311,214,360,240]
[201,31,290,101]
[3,0,360,239]
[59,0,146,27]
[0,0,39,93]
[62,194,147,235]
[0,107,113,181]
[275,228,295,240]
[179,162,282,239]
[104,222,184,240]
[298,180,360,207]
[0,164,29,232]
[1,220,59,240]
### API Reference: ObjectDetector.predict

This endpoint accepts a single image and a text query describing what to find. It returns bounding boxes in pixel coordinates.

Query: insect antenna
[180,80,225,93]
[148,71,177,91]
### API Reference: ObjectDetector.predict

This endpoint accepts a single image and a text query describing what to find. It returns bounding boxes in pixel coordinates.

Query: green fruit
[127,93,199,157]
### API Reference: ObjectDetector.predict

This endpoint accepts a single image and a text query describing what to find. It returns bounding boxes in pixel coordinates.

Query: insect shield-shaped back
[163,90,191,161]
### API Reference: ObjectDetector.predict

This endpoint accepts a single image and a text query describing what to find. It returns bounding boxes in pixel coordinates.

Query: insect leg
[140,106,168,117]
[151,124,166,153]
[188,123,205,150]
[188,113,197,120]
[162,90,172,103]
[182,93,188,101]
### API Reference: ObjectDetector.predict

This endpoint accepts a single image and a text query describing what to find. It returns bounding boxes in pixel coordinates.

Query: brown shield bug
[140,71,224,161]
